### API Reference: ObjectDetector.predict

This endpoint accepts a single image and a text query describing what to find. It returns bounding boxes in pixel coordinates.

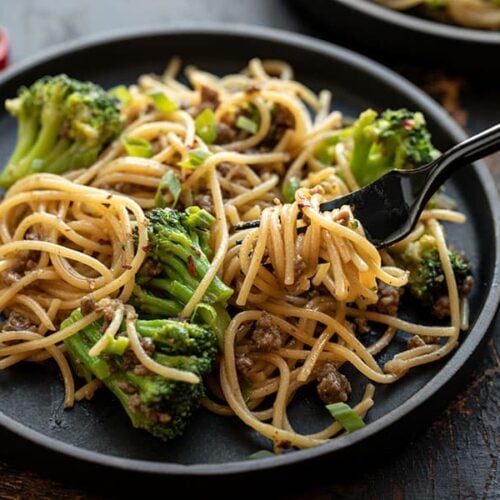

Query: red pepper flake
[401,119,415,131]
[187,256,196,277]
[122,264,132,270]
[142,245,151,253]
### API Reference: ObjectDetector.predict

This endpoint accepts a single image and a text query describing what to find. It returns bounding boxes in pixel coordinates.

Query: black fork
[235,123,500,248]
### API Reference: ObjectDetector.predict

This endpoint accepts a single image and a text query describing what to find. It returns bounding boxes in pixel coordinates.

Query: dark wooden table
[0,1,498,498]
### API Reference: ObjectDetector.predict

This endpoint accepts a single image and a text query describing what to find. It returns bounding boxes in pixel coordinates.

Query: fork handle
[423,123,500,196]
[443,123,500,165]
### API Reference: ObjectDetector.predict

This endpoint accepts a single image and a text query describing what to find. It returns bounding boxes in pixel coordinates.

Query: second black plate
[291,0,500,73]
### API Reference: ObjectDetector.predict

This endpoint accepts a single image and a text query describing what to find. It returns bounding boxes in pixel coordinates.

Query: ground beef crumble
[215,122,238,144]
[2,270,22,286]
[192,193,214,214]
[459,275,474,296]
[133,364,153,376]
[354,316,371,334]
[433,295,451,319]
[235,354,254,375]
[140,336,155,355]
[407,334,440,350]
[80,296,97,315]
[117,382,137,395]
[407,335,426,350]
[266,104,295,145]
[251,313,283,352]
[421,335,441,345]
[199,85,220,111]
[128,394,141,413]
[374,282,404,317]
[314,362,351,404]
[0,311,38,332]
[140,259,162,277]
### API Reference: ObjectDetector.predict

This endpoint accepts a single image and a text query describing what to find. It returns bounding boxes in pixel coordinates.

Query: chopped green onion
[123,137,154,158]
[350,219,359,230]
[195,108,217,144]
[103,336,129,356]
[236,115,258,134]
[155,170,182,208]
[246,450,275,460]
[148,90,178,113]
[185,205,215,229]
[109,85,132,105]
[282,176,300,204]
[326,402,366,433]
[192,302,217,328]
[178,149,212,169]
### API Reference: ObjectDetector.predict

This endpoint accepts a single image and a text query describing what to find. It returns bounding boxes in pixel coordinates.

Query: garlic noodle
[0,58,472,451]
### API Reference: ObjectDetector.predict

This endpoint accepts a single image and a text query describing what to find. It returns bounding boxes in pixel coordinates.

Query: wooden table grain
[0,1,498,498]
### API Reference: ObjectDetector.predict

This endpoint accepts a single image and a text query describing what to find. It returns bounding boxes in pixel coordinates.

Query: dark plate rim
[329,0,500,43]
[0,23,498,477]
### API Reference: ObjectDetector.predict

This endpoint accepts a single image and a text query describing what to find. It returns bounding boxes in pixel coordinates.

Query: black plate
[0,25,498,479]
[291,0,500,73]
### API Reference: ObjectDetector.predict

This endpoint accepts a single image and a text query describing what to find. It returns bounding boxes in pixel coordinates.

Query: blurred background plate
[291,0,500,74]
[0,25,498,482]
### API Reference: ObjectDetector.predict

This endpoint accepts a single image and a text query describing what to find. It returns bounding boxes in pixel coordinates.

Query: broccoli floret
[135,318,218,375]
[63,310,217,441]
[393,234,473,316]
[0,74,122,189]
[349,108,440,187]
[133,206,233,342]
[64,206,233,439]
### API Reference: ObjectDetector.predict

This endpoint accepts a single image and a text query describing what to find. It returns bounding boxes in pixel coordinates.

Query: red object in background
[0,27,10,70]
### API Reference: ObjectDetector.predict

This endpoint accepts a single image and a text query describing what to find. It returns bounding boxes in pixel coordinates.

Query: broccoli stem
[8,114,39,166]
[41,137,71,165]
[163,256,202,293]
[210,303,232,347]
[19,110,64,173]
[349,109,377,186]
[148,278,194,304]
[159,253,232,305]
[132,285,183,316]
[47,143,100,174]
[64,317,112,380]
